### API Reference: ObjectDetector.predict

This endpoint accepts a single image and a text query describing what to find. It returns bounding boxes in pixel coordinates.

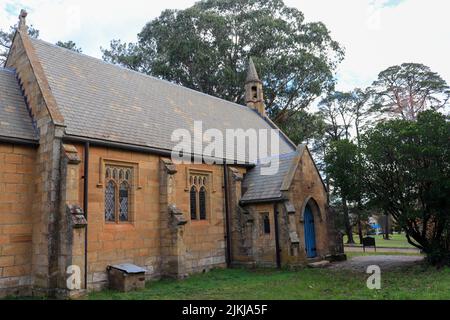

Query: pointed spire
[18,9,28,31]
[246,57,261,84]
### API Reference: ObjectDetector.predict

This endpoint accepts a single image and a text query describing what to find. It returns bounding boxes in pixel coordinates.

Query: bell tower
[245,58,265,117]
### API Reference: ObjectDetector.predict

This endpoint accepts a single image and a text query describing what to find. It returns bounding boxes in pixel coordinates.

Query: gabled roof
[29,38,295,162]
[240,144,327,204]
[0,68,38,143]
[240,151,298,204]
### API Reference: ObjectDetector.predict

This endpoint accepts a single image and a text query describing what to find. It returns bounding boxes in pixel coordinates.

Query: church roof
[0,68,38,143]
[240,151,298,204]
[29,38,295,162]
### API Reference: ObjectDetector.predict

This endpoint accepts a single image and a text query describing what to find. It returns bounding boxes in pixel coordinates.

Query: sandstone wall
[0,143,36,297]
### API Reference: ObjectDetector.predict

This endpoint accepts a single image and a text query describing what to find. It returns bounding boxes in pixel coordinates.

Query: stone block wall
[6,30,65,296]
[76,145,161,291]
[0,143,36,297]
[287,150,330,260]
[172,164,227,274]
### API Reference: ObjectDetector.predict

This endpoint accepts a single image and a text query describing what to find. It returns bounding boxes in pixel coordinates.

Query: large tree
[362,110,450,266]
[372,63,450,120]
[325,139,362,244]
[102,0,343,125]
[319,91,356,141]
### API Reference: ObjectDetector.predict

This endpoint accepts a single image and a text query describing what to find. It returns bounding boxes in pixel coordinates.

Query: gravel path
[329,255,424,272]
[344,246,421,254]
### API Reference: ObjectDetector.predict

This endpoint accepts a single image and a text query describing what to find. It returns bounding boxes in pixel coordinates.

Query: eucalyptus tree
[372,63,450,120]
[102,0,344,126]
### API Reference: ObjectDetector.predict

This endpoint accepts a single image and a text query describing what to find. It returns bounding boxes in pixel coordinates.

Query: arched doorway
[304,205,317,258]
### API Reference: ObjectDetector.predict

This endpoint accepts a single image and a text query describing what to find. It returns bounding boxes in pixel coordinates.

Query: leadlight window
[190,186,197,220]
[105,181,116,222]
[189,172,209,221]
[263,213,270,234]
[105,165,132,223]
[119,182,129,222]
[199,187,207,220]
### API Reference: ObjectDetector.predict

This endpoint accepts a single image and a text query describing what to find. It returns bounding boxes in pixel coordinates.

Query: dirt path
[344,246,421,254]
[329,255,424,272]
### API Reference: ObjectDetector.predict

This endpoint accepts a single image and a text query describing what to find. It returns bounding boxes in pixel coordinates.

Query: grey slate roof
[30,38,294,162]
[0,68,37,142]
[240,151,298,203]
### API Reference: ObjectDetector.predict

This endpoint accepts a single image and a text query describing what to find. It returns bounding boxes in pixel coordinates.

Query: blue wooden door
[304,206,317,258]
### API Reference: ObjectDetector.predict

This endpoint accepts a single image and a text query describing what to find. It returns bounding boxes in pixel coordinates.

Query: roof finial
[18,9,28,31]
[246,57,261,84]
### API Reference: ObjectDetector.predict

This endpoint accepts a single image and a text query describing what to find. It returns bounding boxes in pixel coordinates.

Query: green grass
[89,263,450,300]
[344,233,415,248]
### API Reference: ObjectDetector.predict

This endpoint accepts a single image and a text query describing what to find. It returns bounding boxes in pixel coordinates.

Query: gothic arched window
[199,186,207,220]
[190,186,197,220]
[105,180,116,222]
[188,172,210,222]
[105,164,132,223]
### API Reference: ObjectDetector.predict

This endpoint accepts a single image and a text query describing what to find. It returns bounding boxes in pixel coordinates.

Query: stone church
[0,11,343,298]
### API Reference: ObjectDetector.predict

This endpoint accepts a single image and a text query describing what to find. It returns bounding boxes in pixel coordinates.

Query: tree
[55,40,83,53]
[319,91,356,140]
[349,88,379,147]
[102,0,343,125]
[278,109,326,147]
[372,63,450,120]
[362,110,450,266]
[1,25,39,65]
[325,139,361,244]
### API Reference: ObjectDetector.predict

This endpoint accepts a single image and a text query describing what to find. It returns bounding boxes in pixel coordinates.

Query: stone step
[307,260,331,268]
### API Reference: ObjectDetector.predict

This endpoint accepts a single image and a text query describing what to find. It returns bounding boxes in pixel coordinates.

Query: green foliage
[102,0,343,125]
[325,139,360,201]
[372,63,450,120]
[0,25,39,65]
[362,110,450,265]
[277,109,326,146]
[55,40,82,53]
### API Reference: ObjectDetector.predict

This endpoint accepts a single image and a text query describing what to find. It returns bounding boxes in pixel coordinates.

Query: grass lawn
[344,233,415,248]
[89,263,449,300]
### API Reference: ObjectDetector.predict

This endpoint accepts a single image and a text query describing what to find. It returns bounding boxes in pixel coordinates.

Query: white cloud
[1,0,195,57]
[287,0,450,90]
[1,0,449,92]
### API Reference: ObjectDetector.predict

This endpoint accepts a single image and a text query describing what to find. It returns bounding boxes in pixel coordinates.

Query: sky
[1,0,449,92]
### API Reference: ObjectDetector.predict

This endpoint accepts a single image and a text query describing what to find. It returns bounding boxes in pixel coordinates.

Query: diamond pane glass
[119,182,129,222]
[105,181,115,222]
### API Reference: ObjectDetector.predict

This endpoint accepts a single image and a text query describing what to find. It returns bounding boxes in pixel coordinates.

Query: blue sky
[1,0,449,96]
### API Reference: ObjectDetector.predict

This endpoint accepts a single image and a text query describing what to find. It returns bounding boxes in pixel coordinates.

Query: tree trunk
[342,197,354,244]
[357,216,363,244]
[384,212,390,240]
